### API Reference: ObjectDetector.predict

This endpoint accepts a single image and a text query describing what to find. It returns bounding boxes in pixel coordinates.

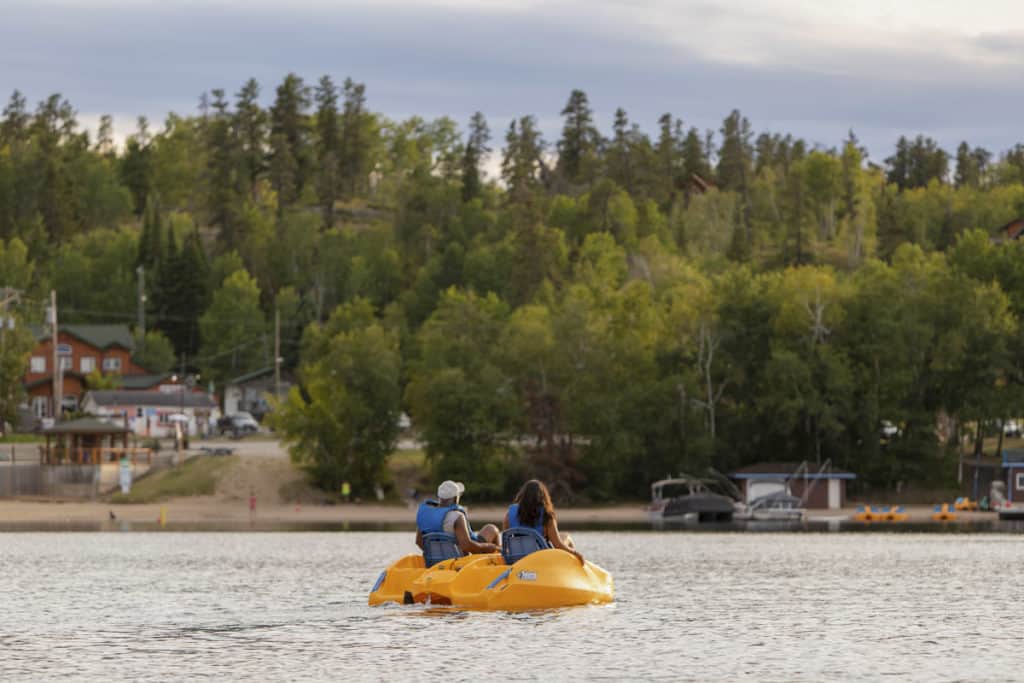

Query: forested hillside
[2,77,1023,500]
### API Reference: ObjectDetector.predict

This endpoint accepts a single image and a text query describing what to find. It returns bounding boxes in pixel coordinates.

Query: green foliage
[6,82,1024,500]
[132,329,175,373]
[0,313,32,428]
[85,369,123,390]
[272,299,401,494]
[110,455,236,503]
[198,269,267,386]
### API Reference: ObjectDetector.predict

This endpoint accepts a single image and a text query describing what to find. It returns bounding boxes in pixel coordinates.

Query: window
[80,357,96,374]
[102,357,122,372]
[32,396,48,418]
[30,356,45,373]
[58,356,72,371]
[1016,473,1024,491]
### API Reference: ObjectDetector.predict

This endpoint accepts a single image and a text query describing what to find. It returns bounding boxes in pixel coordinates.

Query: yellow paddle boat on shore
[369,528,614,610]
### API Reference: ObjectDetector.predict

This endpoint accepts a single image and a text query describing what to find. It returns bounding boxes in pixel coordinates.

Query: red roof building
[24,324,150,419]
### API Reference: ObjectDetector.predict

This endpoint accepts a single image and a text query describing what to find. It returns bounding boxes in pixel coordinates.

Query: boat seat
[502,527,550,565]
[422,532,464,567]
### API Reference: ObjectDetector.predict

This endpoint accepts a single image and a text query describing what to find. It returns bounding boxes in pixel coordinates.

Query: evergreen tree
[501,116,545,208]
[136,193,163,270]
[206,89,238,244]
[234,78,266,199]
[654,113,682,207]
[607,107,632,190]
[0,91,30,145]
[461,111,490,202]
[339,78,369,197]
[314,75,341,227]
[269,73,311,210]
[716,109,753,193]
[555,89,600,187]
[954,141,990,188]
[681,126,711,183]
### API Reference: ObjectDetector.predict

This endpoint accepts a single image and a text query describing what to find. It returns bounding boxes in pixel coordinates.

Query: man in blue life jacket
[415,480,500,555]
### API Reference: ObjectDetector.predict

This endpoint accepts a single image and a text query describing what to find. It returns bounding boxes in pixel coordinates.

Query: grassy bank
[110,455,238,504]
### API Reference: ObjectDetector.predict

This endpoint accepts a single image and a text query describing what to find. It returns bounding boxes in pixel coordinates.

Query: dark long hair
[514,479,556,529]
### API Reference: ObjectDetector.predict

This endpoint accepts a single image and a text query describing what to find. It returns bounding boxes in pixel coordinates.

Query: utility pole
[274,305,281,400]
[136,265,146,336]
[50,290,61,420]
[0,286,19,349]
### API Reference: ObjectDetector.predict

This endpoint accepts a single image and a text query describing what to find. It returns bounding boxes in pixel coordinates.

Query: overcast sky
[4,0,1024,162]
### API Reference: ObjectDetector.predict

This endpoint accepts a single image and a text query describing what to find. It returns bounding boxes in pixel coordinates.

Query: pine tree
[681,126,711,183]
[206,89,238,244]
[461,111,490,202]
[314,75,341,227]
[501,116,545,208]
[654,113,681,207]
[136,193,164,269]
[716,109,753,193]
[269,73,311,210]
[234,78,266,200]
[339,78,369,197]
[954,141,990,188]
[556,89,600,187]
[0,91,30,145]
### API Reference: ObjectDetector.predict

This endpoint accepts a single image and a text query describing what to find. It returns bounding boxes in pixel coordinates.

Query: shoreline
[0,498,1005,529]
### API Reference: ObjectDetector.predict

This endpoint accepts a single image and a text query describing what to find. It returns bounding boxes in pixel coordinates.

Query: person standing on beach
[341,481,351,502]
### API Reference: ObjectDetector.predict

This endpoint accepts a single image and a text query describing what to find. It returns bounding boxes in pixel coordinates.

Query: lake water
[1,531,1021,682]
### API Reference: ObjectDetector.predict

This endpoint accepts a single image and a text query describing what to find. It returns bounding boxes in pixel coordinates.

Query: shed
[224,367,291,419]
[1002,449,1024,502]
[41,417,135,465]
[730,462,856,510]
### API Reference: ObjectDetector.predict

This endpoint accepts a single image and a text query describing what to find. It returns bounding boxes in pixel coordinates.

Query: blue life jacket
[507,503,545,535]
[416,499,467,534]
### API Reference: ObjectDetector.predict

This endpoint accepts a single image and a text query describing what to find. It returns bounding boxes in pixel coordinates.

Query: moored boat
[647,476,735,523]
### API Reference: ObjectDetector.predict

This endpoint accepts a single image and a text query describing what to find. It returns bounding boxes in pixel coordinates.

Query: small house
[81,389,219,438]
[1001,449,1024,502]
[23,324,151,419]
[730,462,856,510]
[223,367,291,419]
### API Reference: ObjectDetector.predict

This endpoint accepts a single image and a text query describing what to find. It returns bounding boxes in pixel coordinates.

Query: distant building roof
[120,374,173,390]
[227,367,275,386]
[998,218,1024,242]
[30,324,135,350]
[1003,448,1024,465]
[84,390,217,409]
[731,462,856,480]
[42,417,132,435]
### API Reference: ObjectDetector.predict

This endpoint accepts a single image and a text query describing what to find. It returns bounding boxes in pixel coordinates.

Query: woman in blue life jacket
[415,480,501,555]
[503,479,584,564]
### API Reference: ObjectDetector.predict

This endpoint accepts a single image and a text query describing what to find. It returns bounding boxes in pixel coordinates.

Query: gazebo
[40,417,137,465]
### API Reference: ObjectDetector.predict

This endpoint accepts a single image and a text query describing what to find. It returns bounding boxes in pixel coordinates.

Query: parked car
[217,412,260,436]
[880,420,900,439]
[1004,420,1022,438]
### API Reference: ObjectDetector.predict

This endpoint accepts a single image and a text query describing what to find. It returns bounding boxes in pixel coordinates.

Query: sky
[3,0,1024,163]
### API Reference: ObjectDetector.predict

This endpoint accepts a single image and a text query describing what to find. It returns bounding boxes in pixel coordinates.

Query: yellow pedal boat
[369,549,614,610]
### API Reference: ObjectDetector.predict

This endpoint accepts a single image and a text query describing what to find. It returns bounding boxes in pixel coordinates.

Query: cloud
[1,0,1023,160]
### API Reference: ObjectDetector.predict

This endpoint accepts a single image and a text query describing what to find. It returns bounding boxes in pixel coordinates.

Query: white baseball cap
[437,480,465,500]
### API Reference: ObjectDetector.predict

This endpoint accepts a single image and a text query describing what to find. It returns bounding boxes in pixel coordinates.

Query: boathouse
[730,462,856,510]
[1001,449,1024,502]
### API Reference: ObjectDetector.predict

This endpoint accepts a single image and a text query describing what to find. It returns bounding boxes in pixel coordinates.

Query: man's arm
[415,528,423,550]
[454,514,499,554]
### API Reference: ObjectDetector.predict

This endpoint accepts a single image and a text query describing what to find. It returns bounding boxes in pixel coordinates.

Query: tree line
[1,79,1023,500]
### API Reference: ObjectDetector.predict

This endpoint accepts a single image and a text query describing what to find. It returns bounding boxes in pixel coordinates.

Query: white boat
[647,477,735,523]
[733,491,806,521]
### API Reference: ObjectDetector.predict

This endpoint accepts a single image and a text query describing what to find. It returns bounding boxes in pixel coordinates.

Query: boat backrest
[422,532,464,567]
[502,527,550,565]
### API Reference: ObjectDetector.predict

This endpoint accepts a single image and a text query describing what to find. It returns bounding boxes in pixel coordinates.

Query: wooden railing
[39,447,153,466]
